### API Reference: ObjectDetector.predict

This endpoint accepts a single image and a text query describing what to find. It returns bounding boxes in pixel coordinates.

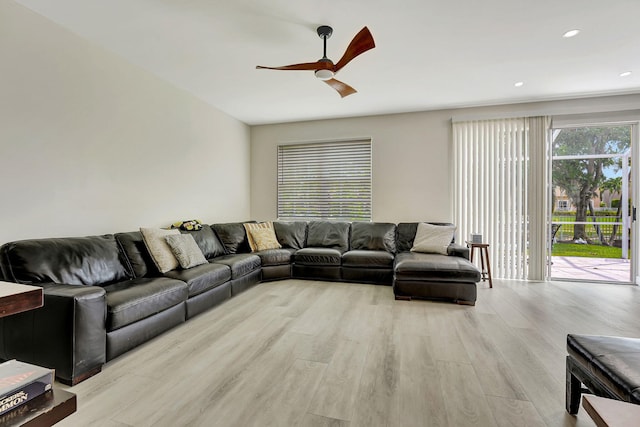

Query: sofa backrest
[273,221,307,249]
[306,221,350,252]
[211,222,252,254]
[115,231,158,278]
[396,222,455,252]
[0,235,130,286]
[180,225,226,259]
[350,222,397,253]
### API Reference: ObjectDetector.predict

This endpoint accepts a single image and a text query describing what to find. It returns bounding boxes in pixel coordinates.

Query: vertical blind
[453,117,549,280]
[277,140,372,221]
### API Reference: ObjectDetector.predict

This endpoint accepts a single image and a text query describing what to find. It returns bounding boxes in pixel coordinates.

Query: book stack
[0,360,53,416]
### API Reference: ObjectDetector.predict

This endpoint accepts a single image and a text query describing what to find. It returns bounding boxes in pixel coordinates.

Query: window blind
[277,140,372,221]
[453,117,550,280]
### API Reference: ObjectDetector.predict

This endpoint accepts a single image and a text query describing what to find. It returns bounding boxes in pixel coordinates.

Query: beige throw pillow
[250,227,282,251]
[410,223,456,255]
[243,222,278,252]
[165,234,208,269]
[140,227,180,273]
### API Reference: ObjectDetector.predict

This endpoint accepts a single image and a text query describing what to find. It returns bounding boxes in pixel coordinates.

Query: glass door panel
[549,125,633,283]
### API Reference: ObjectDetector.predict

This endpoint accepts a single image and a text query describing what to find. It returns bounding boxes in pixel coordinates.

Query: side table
[465,241,493,288]
[0,282,77,426]
[0,282,43,317]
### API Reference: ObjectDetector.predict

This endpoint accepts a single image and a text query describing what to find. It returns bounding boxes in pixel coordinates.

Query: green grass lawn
[552,243,623,258]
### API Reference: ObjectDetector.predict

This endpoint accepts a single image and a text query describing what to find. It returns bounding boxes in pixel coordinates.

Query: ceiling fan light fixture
[315,69,334,80]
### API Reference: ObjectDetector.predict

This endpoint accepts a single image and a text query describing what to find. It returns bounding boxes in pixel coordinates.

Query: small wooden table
[582,395,640,427]
[0,282,76,426]
[0,282,43,318]
[466,241,493,288]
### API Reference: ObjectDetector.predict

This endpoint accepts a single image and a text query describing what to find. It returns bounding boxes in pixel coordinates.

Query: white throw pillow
[140,227,180,273]
[410,223,456,255]
[165,234,208,269]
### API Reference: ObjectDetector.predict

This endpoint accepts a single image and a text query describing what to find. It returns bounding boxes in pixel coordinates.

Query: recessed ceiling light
[514,81,524,87]
[563,29,580,38]
[619,71,632,77]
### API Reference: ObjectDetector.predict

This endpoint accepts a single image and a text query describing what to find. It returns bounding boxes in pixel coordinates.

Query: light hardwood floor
[57,279,640,426]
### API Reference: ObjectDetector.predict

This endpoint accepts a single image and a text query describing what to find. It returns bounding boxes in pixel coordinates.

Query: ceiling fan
[256,25,375,98]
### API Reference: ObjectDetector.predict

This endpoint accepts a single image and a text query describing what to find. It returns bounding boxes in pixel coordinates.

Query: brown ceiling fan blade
[333,27,375,72]
[256,61,330,71]
[324,78,357,98]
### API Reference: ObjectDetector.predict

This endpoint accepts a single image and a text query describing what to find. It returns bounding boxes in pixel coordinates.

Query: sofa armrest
[447,243,470,260]
[0,283,107,385]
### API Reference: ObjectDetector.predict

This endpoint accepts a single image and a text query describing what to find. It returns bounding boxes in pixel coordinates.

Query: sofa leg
[59,366,103,386]
[455,299,475,306]
[395,295,411,301]
[566,357,582,415]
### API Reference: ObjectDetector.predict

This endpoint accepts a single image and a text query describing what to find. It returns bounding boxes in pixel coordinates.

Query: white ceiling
[16,0,640,125]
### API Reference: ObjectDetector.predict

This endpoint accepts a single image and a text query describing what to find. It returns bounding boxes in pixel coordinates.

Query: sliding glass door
[549,124,634,283]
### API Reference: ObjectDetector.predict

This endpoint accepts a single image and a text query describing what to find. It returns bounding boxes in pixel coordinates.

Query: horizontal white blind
[278,140,372,221]
[453,118,529,280]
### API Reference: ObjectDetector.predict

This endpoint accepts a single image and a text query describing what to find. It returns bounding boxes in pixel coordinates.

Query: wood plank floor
[56,279,640,426]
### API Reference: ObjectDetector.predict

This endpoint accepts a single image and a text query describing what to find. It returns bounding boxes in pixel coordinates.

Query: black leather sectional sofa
[0,221,480,385]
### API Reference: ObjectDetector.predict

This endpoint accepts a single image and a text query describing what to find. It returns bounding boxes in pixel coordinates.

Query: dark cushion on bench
[567,334,640,403]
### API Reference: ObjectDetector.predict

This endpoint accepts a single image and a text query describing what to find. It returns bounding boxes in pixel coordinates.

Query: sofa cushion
[306,221,350,252]
[212,222,252,254]
[273,221,307,249]
[103,277,188,331]
[256,248,296,267]
[411,223,456,255]
[164,263,231,297]
[342,250,394,268]
[115,231,159,278]
[396,222,455,253]
[165,234,208,269]
[249,227,282,252]
[244,222,280,252]
[180,225,226,259]
[350,222,396,253]
[294,248,342,266]
[211,254,261,279]
[0,235,130,286]
[139,227,180,273]
[394,252,480,282]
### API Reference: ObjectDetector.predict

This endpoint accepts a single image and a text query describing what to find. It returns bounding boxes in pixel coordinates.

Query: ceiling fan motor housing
[315,57,334,80]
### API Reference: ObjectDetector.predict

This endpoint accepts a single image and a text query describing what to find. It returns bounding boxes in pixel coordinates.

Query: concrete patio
[551,256,631,283]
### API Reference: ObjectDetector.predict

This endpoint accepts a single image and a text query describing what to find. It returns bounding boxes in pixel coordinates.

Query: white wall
[0,2,251,243]
[251,94,640,223]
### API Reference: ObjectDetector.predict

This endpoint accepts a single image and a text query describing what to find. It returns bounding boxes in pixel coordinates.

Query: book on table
[0,359,54,416]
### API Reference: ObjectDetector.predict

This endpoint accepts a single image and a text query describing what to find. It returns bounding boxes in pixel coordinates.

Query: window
[557,200,569,210]
[277,139,372,221]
